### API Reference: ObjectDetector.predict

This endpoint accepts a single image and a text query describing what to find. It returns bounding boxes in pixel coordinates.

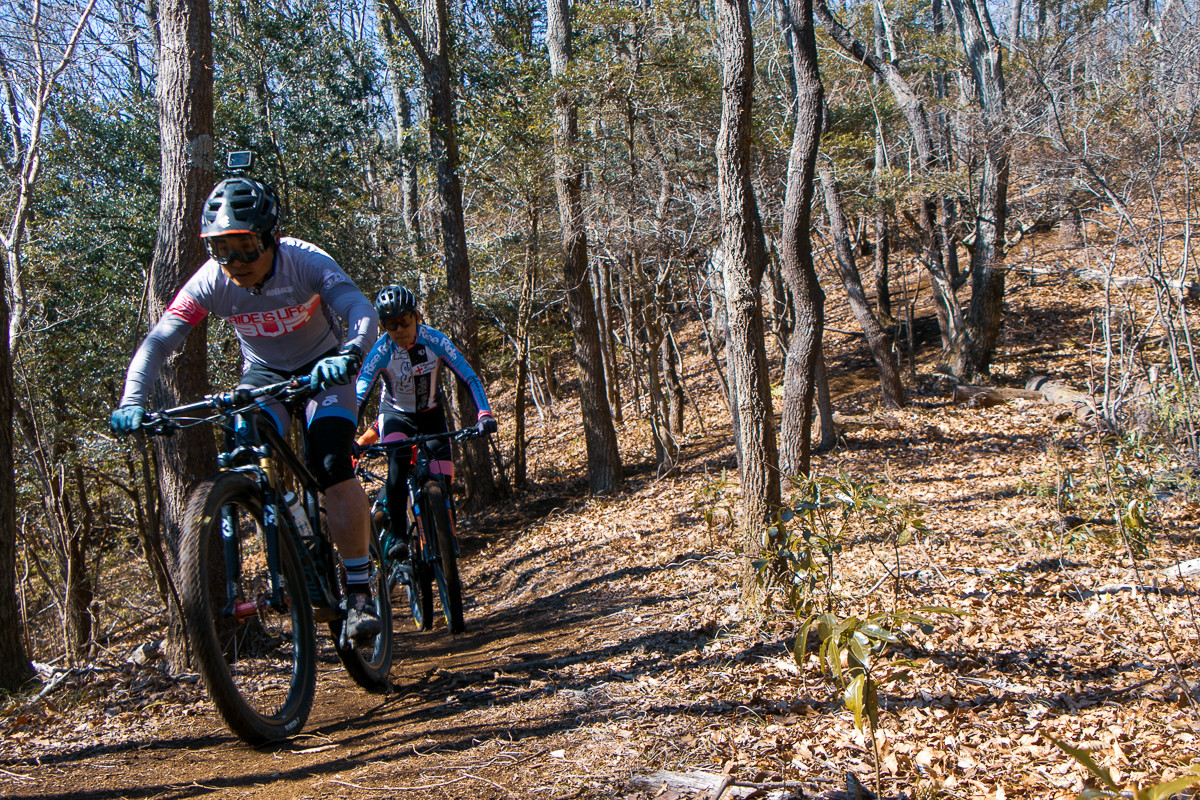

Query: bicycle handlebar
[139,377,313,436]
[354,427,482,459]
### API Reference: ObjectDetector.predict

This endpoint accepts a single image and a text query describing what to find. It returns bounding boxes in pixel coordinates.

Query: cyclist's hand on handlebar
[309,352,359,391]
[475,413,497,436]
[110,404,145,435]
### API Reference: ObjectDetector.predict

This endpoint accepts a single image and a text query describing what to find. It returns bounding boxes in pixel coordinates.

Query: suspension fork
[219,504,241,617]
[221,411,288,617]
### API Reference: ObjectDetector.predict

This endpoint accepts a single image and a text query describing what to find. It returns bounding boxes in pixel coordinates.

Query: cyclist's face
[382,311,418,348]
[208,234,274,288]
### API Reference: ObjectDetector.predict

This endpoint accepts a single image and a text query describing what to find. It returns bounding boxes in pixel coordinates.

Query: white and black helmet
[375,285,417,319]
[199,177,279,243]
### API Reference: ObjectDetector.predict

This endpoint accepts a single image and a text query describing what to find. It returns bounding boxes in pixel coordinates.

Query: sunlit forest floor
[2,220,1199,799]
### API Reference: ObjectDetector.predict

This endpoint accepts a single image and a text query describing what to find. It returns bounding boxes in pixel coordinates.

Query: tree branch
[378,0,433,74]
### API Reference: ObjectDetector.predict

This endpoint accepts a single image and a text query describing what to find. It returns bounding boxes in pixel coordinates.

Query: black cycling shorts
[239,352,357,489]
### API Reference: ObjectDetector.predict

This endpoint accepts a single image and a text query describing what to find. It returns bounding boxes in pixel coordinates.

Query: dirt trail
[3,442,741,800]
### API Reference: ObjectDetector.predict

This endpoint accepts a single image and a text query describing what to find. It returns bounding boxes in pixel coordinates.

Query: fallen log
[1025,375,1090,405]
[952,376,1101,423]
[832,412,901,431]
[954,384,1045,408]
[1074,268,1200,302]
[628,770,872,800]
[1162,557,1200,580]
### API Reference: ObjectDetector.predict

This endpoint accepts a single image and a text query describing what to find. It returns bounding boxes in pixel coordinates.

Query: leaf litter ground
[2,241,1200,799]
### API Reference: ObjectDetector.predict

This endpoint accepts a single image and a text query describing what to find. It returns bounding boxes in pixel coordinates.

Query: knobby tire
[179,472,316,744]
[419,480,464,634]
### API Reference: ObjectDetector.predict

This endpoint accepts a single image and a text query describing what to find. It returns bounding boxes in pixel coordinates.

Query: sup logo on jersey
[230,295,321,337]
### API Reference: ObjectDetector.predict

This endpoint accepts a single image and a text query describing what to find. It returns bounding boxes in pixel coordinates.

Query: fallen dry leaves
[2,220,1199,800]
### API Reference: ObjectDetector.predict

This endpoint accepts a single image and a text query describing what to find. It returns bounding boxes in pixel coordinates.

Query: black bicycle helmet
[375,285,417,319]
[199,176,280,243]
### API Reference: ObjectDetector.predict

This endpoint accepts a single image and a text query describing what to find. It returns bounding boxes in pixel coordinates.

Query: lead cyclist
[109,157,383,641]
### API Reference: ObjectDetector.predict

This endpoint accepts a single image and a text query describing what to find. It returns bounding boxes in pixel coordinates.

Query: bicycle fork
[218,501,288,621]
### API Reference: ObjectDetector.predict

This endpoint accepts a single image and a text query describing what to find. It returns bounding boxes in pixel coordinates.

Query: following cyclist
[355,285,497,560]
[109,167,383,641]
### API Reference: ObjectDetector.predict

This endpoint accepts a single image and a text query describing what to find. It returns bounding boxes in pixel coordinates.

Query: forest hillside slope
[2,226,1199,800]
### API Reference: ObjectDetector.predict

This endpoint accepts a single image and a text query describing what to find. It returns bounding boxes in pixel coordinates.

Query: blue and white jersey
[356,325,491,417]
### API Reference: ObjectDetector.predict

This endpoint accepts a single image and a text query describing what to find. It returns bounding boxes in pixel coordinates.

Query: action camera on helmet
[227,151,255,174]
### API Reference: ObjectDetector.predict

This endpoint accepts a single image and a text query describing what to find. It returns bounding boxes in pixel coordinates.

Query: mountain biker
[109,171,383,641]
[355,285,497,557]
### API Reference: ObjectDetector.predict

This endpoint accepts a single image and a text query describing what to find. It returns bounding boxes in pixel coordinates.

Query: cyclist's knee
[309,417,355,488]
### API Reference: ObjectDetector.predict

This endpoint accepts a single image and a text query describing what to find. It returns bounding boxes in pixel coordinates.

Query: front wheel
[331,526,393,691]
[179,472,317,744]
[419,480,464,634]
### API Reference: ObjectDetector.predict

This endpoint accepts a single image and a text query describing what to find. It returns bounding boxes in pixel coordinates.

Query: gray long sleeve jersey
[120,237,377,407]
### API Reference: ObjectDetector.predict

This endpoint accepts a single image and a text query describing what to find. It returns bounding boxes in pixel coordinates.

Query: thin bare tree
[546,0,624,494]
[715,0,781,544]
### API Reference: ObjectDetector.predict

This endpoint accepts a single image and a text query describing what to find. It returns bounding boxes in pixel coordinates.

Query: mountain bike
[140,377,393,744]
[355,428,481,635]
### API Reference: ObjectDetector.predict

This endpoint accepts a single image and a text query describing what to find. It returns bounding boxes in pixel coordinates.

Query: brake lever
[141,415,176,437]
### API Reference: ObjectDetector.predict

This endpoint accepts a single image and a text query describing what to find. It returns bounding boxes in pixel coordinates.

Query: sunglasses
[206,236,262,266]
[382,313,416,331]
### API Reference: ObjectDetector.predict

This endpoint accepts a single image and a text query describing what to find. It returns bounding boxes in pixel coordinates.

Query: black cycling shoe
[343,592,382,642]
[386,537,409,562]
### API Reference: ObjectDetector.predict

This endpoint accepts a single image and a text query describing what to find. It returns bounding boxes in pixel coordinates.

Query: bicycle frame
[358,428,476,562]
[144,380,341,622]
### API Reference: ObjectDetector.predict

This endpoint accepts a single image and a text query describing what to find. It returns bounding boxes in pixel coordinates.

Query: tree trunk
[399,90,424,262]
[151,0,218,672]
[617,253,644,416]
[547,0,623,494]
[814,348,837,452]
[775,0,825,479]
[817,161,906,407]
[591,253,623,424]
[64,464,95,660]
[873,203,891,322]
[641,282,678,472]
[0,292,31,687]
[945,0,1010,380]
[513,202,538,491]
[715,0,781,536]
[418,0,496,508]
[376,11,424,263]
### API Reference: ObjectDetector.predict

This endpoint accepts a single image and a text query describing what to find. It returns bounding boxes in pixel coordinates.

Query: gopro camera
[227,151,255,173]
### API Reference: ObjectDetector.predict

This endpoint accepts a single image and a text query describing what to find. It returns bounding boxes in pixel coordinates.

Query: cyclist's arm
[323,281,377,356]
[355,336,393,407]
[119,294,206,407]
[423,328,492,417]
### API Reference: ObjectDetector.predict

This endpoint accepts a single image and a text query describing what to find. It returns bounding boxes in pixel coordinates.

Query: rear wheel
[419,480,464,634]
[179,473,316,744]
[330,527,393,691]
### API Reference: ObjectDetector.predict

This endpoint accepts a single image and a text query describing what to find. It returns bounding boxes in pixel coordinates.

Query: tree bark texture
[0,290,32,687]
[815,0,965,347]
[416,0,496,507]
[547,0,623,494]
[151,0,217,671]
[945,0,1010,380]
[775,0,825,480]
[817,161,906,408]
[715,0,781,526]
